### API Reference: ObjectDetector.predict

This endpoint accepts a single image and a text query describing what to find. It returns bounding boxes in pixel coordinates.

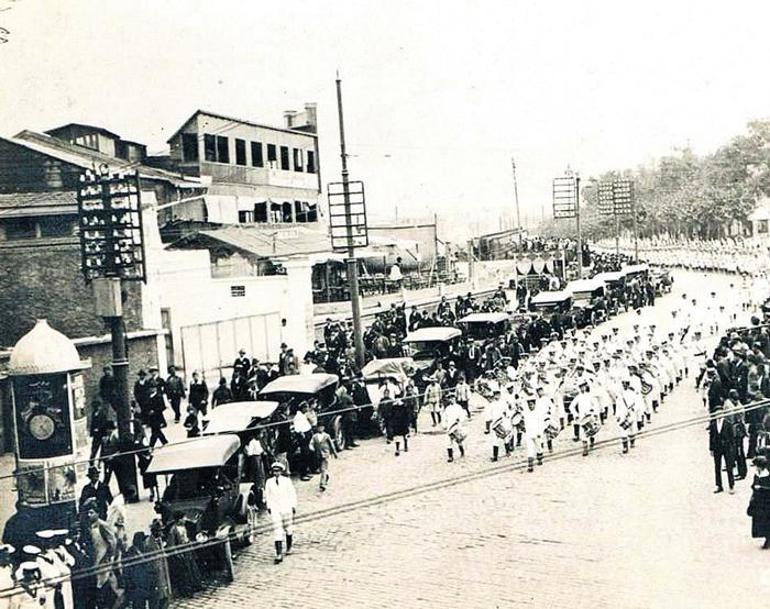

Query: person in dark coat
[709,404,736,494]
[79,467,113,520]
[188,372,209,415]
[211,377,233,408]
[123,532,152,609]
[89,400,112,461]
[164,366,185,424]
[145,520,172,609]
[389,396,411,456]
[99,366,116,410]
[748,456,770,549]
[133,370,151,423]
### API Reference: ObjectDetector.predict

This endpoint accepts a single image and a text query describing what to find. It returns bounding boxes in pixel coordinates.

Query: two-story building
[156,106,322,228]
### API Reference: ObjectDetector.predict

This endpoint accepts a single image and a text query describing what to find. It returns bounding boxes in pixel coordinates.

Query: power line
[0,398,755,597]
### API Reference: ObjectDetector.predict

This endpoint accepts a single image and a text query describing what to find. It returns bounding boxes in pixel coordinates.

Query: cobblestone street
[171,271,770,609]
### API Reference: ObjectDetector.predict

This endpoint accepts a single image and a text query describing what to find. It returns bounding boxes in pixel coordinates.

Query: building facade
[159,107,322,227]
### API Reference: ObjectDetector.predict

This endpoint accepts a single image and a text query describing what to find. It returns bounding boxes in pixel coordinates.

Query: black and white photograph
[1,1,770,607]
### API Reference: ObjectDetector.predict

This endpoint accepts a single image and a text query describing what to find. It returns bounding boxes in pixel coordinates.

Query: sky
[1,0,770,234]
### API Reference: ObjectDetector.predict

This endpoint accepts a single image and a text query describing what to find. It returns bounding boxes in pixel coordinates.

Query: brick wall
[0,240,145,347]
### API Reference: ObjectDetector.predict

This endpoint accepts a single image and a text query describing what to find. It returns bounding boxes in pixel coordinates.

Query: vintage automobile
[148,435,251,544]
[622,263,650,281]
[202,400,281,451]
[457,312,511,342]
[528,290,573,316]
[402,327,463,371]
[257,373,346,448]
[566,278,608,324]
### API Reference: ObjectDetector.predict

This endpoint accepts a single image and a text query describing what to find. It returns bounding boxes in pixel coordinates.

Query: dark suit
[707,378,724,412]
[709,417,735,490]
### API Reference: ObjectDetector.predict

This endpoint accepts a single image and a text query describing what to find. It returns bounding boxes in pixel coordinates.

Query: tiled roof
[7,131,202,188]
[0,191,77,218]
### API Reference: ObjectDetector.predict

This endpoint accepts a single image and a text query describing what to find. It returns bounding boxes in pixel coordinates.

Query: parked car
[566,278,608,324]
[529,290,573,316]
[402,327,463,371]
[202,399,281,452]
[257,373,346,449]
[148,435,251,544]
[457,312,511,342]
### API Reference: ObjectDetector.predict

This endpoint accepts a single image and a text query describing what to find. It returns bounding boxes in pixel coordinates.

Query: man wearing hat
[263,462,297,564]
[145,520,172,609]
[232,349,251,380]
[568,381,596,457]
[616,378,640,453]
[484,386,510,462]
[79,467,113,521]
[12,559,46,609]
[165,365,186,424]
[522,394,546,472]
[709,403,736,494]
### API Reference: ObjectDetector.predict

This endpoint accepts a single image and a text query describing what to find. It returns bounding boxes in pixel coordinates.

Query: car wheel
[333,415,346,451]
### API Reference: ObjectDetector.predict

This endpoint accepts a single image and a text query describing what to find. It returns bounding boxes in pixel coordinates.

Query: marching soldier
[522,394,546,471]
[444,397,467,463]
[484,387,511,462]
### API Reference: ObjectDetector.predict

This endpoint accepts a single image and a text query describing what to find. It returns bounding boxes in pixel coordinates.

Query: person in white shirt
[616,378,640,453]
[263,462,298,564]
[292,403,313,480]
[484,388,511,462]
[569,381,596,457]
[522,395,546,471]
[443,398,467,462]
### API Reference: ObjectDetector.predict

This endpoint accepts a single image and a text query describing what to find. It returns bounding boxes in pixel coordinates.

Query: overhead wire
[0,397,762,598]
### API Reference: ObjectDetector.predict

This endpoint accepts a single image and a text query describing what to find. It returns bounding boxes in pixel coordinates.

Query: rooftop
[169,224,332,259]
[166,109,319,144]
[0,191,77,218]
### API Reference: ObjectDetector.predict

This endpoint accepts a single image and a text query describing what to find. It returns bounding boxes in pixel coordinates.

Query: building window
[182,133,199,162]
[39,216,75,238]
[280,146,290,170]
[4,218,37,240]
[204,134,216,161]
[758,220,769,234]
[216,136,229,163]
[238,210,253,223]
[231,285,246,297]
[293,148,303,172]
[267,144,277,164]
[251,142,263,167]
[307,150,316,174]
[235,139,247,166]
[255,202,268,222]
[74,134,98,150]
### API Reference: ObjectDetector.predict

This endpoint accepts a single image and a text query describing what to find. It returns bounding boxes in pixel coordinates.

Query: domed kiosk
[7,320,91,529]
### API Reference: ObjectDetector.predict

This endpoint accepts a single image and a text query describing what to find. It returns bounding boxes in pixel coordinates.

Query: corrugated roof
[7,131,202,188]
[0,191,77,218]
[172,225,332,259]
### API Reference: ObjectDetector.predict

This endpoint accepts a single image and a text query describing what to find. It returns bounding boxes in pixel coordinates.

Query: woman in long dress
[748,456,770,549]
[165,513,202,598]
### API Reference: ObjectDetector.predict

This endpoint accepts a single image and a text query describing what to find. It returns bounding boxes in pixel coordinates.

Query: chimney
[303,103,318,132]
[284,110,297,129]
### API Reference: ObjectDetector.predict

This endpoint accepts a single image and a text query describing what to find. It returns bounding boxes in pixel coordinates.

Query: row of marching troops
[439,316,705,470]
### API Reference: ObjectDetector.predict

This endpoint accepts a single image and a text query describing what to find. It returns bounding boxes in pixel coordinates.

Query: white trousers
[271,510,294,542]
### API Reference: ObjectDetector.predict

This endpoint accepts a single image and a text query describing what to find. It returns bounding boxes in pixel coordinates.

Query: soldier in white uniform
[0,545,15,609]
[522,394,547,471]
[10,562,46,609]
[569,381,597,457]
[616,378,640,453]
[484,388,511,462]
[444,398,467,463]
[534,385,557,453]
[263,462,298,564]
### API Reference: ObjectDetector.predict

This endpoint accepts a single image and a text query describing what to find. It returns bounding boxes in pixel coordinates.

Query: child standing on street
[310,423,338,491]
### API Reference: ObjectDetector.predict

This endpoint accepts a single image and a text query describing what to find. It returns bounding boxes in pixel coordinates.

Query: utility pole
[575,174,583,279]
[335,74,365,367]
[511,157,521,240]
